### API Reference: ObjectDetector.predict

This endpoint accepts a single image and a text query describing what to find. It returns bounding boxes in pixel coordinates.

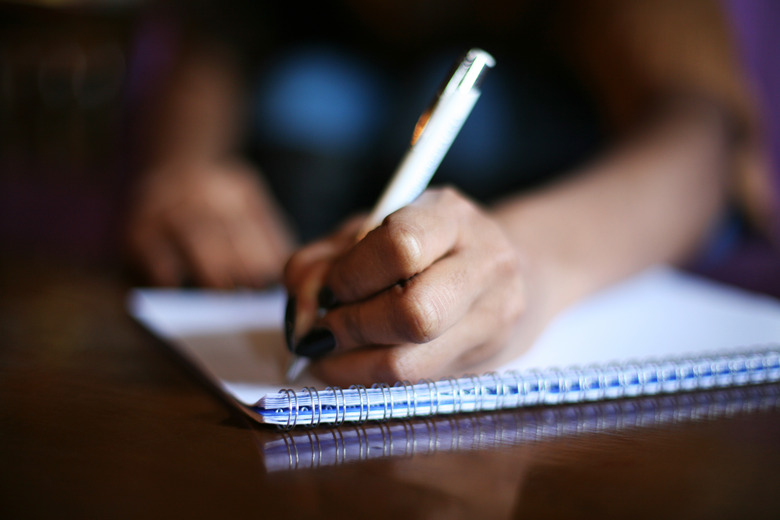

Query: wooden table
[2,257,779,519]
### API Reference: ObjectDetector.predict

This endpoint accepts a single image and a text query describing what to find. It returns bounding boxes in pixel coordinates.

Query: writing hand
[284,187,527,386]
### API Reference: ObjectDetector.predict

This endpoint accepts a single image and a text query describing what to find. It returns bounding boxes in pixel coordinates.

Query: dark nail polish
[317,286,338,310]
[294,328,336,358]
[284,296,296,352]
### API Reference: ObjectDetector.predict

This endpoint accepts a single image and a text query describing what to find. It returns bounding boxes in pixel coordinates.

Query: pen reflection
[259,383,780,473]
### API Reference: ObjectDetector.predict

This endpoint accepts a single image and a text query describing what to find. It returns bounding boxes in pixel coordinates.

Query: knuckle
[504,274,528,324]
[493,255,527,327]
[439,185,473,214]
[382,217,425,277]
[494,245,521,277]
[394,286,445,344]
[436,185,460,202]
[484,225,522,277]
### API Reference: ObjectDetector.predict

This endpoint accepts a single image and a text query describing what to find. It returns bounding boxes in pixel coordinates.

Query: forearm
[140,48,245,168]
[125,45,296,288]
[491,101,733,320]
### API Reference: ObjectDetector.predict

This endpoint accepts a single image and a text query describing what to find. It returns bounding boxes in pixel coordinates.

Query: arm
[125,44,294,288]
[285,101,733,386]
[490,100,733,356]
[282,0,749,386]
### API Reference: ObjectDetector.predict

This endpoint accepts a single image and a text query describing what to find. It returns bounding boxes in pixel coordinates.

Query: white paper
[128,267,780,406]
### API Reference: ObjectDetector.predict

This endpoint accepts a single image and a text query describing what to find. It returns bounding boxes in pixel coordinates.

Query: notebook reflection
[261,383,780,472]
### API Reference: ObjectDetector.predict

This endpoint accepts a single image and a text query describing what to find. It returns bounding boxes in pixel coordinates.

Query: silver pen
[285,48,495,382]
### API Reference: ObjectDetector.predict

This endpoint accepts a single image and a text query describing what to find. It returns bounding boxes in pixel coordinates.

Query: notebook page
[128,267,780,407]
[129,287,317,404]
[502,268,780,372]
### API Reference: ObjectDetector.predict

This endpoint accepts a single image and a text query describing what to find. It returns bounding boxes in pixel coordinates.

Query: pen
[285,48,495,382]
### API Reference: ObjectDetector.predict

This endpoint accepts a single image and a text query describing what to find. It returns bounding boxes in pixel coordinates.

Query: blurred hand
[284,187,528,386]
[125,159,295,288]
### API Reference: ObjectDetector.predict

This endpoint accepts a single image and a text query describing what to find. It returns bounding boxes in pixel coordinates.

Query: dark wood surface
[2,257,779,520]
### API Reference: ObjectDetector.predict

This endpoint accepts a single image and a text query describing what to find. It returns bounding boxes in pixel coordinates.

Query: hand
[284,187,528,386]
[125,159,295,288]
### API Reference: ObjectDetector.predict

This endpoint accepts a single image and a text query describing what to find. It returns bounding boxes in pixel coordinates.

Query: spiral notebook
[128,267,780,428]
[262,384,780,471]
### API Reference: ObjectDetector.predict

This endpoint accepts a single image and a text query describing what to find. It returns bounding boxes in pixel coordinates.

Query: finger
[283,215,364,289]
[145,240,185,287]
[324,205,461,305]
[170,210,238,288]
[320,251,489,350]
[222,210,290,287]
[284,216,365,336]
[311,287,524,386]
[291,260,331,340]
[127,224,185,286]
[284,242,345,340]
[283,240,344,346]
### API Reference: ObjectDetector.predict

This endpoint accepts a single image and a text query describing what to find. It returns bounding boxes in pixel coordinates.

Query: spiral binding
[261,383,780,471]
[254,346,780,428]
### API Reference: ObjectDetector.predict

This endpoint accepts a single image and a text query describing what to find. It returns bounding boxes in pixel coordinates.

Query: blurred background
[0,0,602,268]
[0,0,143,264]
[1,0,778,289]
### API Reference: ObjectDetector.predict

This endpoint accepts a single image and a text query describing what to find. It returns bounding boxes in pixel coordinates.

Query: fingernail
[284,296,296,352]
[317,286,339,309]
[294,328,336,358]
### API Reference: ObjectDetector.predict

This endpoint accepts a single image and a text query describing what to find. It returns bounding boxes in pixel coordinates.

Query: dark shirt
[179,0,605,239]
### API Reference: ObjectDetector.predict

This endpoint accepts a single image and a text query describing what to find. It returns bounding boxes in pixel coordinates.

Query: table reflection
[260,383,780,472]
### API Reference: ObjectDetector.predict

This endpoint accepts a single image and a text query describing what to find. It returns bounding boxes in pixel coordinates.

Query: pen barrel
[360,88,482,235]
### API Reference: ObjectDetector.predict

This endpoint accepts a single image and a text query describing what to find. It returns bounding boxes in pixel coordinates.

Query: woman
[126,0,768,385]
